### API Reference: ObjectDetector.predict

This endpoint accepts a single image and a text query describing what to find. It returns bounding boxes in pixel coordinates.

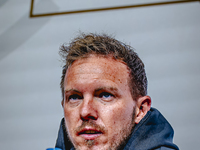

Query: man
[55,33,179,150]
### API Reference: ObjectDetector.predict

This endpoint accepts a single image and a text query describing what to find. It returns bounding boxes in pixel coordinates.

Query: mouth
[78,128,103,140]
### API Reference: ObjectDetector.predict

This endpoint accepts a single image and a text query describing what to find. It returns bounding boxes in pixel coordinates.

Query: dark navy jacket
[55,108,179,150]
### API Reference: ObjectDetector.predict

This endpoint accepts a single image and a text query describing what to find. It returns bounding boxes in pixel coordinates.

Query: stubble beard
[66,108,136,150]
[108,108,136,150]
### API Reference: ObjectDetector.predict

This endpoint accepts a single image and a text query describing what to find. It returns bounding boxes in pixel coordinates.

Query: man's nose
[80,95,98,121]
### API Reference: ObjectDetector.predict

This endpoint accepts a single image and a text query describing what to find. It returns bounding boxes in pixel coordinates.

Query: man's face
[63,55,137,150]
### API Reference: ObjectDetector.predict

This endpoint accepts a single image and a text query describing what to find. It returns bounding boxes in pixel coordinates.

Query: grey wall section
[0,1,200,150]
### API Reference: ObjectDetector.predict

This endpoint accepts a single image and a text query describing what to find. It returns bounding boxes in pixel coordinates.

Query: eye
[68,94,82,101]
[99,92,114,99]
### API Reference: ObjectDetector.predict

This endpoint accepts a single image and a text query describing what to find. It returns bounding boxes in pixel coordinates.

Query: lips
[81,130,101,134]
[78,128,103,140]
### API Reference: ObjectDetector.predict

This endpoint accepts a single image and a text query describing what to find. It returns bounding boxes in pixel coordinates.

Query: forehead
[65,55,130,88]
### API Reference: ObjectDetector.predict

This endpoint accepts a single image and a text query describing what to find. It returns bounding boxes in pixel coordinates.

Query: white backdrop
[0,0,200,150]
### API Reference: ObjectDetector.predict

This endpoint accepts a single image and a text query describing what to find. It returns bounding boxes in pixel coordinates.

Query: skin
[62,55,151,150]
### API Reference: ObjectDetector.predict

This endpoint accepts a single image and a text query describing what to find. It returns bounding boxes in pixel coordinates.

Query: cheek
[102,104,134,130]
[64,107,79,132]
[115,107,133,125]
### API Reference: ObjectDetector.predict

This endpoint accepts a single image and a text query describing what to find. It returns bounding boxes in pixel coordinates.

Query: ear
[61,100,64,107]
[134,96,151,124]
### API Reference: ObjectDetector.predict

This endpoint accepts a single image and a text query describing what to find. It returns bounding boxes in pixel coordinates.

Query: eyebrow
[95,87,119,92]
[65,87,119,94]
[65,89,81,94]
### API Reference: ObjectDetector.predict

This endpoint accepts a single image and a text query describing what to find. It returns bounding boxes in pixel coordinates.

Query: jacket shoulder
[154,147,178,150]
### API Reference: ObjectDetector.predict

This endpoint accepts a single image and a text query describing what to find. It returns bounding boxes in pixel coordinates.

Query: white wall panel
[0,1,199,150]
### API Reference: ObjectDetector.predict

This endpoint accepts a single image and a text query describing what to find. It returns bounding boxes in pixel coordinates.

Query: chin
[75,141,125,150]
[75,145,105,150]
[75,141,107,150]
